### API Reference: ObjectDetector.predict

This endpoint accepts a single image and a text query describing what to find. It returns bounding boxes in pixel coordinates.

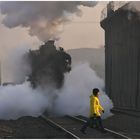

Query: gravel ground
[0,116,67,139]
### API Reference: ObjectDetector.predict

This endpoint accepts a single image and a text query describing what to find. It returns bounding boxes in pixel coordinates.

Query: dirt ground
[0,116,67,139]
[103,113,140,139]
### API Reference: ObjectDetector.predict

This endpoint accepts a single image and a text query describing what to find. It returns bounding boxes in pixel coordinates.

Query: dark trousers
[96,116,104,130]
[81,116,104,132]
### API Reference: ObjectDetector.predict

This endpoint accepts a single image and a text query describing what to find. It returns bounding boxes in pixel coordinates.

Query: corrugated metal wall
[102,10,140,110]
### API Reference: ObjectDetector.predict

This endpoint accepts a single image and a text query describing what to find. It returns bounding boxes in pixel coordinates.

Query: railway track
[67,115,131,139]
[41,115,131,139]
[41,115,79,139]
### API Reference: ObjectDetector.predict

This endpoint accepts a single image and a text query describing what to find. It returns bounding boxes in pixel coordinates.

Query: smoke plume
[0,1,97,41]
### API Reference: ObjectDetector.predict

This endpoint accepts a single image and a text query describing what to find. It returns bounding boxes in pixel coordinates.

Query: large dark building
[100,2,140,116]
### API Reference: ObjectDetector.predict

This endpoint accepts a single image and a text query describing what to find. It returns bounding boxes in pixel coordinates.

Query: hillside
[67,48,105,80]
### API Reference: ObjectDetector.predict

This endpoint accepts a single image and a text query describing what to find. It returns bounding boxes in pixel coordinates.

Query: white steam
[0,1,97,41]
[2,45,31,84]
[54,63,113,119]
[0,1,114,120]
[0,82,48,120]
[0,63,113,120]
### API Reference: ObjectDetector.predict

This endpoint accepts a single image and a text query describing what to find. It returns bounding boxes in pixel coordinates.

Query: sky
[0,1,108,57]
[59,2,108,49]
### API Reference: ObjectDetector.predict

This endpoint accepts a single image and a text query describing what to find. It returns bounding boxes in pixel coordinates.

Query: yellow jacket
[89,95,104,117]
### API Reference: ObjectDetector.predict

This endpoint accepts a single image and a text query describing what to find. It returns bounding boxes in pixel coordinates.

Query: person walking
[80,88,106,134]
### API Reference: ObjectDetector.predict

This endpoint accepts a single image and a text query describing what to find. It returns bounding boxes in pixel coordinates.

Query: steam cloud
[2,45,31,84]
[0,82,48,119]
[0,1,97,41]
[54,63,113,119]
[0,63,113,120]
[0,1,113,120]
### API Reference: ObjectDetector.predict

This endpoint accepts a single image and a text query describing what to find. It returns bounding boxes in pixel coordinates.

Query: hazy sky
[59,2,107,49]
[0,1,108,57]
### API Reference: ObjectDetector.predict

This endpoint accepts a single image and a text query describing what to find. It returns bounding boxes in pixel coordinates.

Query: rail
[67,115,131,139]
[41,114,131,139]
[41,115,80,139]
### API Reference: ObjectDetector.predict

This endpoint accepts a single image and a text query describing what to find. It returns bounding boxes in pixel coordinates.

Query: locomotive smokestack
[44,40,55,46]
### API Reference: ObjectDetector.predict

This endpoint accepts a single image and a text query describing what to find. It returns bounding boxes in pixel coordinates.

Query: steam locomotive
[27,40,72,89]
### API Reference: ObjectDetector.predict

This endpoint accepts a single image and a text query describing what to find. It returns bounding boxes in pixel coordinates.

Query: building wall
[101,9,140,111]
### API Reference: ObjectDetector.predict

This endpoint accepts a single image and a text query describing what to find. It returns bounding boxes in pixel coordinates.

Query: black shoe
[80,129,86,134]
